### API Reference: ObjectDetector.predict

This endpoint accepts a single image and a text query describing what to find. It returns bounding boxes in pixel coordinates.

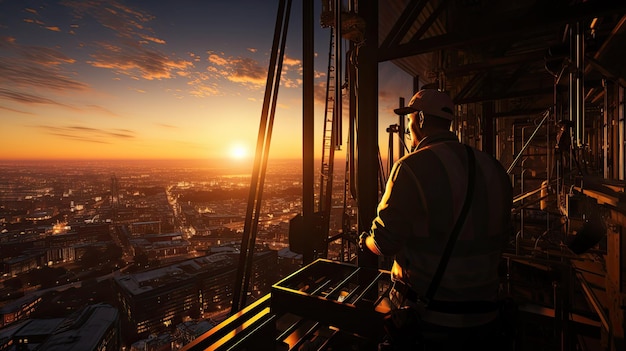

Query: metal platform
[271,259,392,338]
[181,259,392,351]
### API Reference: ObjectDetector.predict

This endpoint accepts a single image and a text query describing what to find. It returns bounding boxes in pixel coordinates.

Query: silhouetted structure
[183,1,626,350]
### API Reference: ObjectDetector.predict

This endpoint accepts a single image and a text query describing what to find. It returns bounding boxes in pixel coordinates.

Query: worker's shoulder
[471,148,511,182]
[472,147,506,166]
[400,145,443,163]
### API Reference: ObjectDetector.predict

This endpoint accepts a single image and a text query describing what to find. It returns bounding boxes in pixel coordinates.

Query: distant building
[130,232,191,259]
[187,235,213,250]
[276,247,303,278]
[0,223,111,275]
[0,303,120,350]
[45,245,76,265]
[0,294,42,328]
[1,253,41,276]
[172,320,214,349]
[113,249,278,339]
[130,333,172,351]
[200,213,242,227]
[24,210,54,222]
[131,221,162,235]
[129,320,215,351]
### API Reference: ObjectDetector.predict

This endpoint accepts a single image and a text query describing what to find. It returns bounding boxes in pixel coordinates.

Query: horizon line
[0,157,317,162]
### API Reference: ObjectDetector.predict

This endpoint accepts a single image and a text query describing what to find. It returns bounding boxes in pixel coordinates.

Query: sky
[0,0,413,162]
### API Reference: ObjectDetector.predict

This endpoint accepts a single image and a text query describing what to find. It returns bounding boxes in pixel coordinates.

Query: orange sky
[0,1,413,162]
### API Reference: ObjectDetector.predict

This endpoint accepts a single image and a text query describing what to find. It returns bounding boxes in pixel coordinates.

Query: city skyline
[0,0,413,161]
[0,156,304,347]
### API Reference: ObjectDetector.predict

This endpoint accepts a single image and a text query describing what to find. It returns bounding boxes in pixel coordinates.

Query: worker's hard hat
[394,89,455,120]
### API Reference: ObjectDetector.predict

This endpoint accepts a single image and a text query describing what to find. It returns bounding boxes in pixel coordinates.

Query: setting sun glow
[0,1,410,161]
[230,144,248,160]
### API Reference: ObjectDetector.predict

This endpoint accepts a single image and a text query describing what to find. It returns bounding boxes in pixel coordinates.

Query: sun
[229,144,249,160]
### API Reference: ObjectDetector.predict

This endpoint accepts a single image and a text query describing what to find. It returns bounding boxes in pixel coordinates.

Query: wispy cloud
[62,0,157,40]
[22,6,65,33]
[61,0,193,81]
[86,104,120,118]
[184,52,265,97]
[188,79,220,97]
[0,88,76,109]
[38,125,136,143]
[208,54,229,66]
[9,1,302,102]
[89,41,193,80]
[0,88,122,117]
[0,37,86,92]
[283,55,301,67]
[225,57,267,86]
[156,123,179,129]
[314,81,328,104]
[0,105,35,115]
[197,51,303,95]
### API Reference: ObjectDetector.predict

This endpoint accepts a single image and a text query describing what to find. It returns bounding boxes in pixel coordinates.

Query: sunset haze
[0,0,412,162]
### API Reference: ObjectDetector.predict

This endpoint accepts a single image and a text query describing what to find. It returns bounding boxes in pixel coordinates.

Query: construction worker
[359,89,514,350]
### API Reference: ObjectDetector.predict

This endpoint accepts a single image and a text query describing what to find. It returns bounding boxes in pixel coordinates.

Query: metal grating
[271,259,392,339]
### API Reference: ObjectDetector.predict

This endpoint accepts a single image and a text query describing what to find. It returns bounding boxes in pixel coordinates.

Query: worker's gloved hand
[358,232,370,252]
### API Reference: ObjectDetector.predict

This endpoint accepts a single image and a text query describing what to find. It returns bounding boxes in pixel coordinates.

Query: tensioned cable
[231,0,291,314]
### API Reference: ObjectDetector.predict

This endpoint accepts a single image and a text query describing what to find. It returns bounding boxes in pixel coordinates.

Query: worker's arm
[360,160,423,256]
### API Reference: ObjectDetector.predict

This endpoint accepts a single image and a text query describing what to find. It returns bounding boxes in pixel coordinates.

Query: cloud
[0,89,120,118]
[206,52,266,87]
[0,88,76,109]
[9,43,76,66]
[283,55,301,67]
[38,124,136,143]
[139,34,166,45]
[0,37,86,92]
[192,51,307,97]
[12,1,303,101]
[47,131,112,144]
[23,6,64,33]
[0,105,35,115]
[226,57,267,86]
[315,71,326,79]
[23,18,46,26]
[188,79,220,97]
[60,0,188,80]
[89,41,193,80]
[183,51,267,97]
[86,104,119,118]
[62,0,157,40]
[314,82,328,104]
[208,53,229,66]
[156,123,178,129]
[281,78,301,89]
